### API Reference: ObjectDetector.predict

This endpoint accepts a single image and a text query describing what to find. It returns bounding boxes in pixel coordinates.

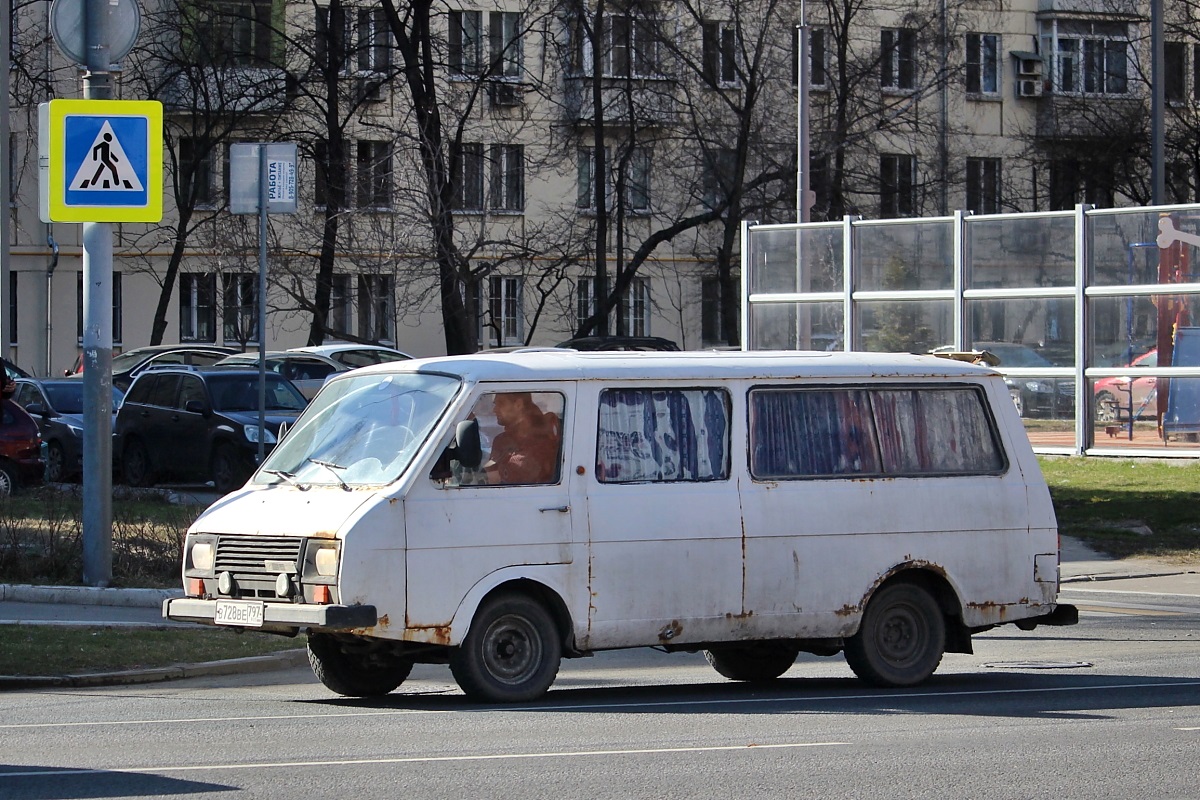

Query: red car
[0,398,45,495]
[1094,349,1157,423]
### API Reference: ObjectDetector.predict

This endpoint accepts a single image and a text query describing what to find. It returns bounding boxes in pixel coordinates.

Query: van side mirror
[449,419,482,468]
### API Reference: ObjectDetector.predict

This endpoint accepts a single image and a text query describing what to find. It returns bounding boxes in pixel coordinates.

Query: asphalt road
[2,591,1198,800]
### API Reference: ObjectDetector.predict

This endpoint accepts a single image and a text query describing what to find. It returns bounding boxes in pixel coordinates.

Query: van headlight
[315,546,338,576]
[186,535,217,574]
[244,425,277,444]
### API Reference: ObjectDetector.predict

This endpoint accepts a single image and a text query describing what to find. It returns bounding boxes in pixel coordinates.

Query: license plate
[214,600,265,628]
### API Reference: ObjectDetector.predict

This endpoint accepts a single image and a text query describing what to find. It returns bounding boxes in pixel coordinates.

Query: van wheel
[307,633,413,697]
[844,582,945,687]
[212,445,248,494]
[449,593,561,703]
[704,642,800,682]
[121,438,154,487]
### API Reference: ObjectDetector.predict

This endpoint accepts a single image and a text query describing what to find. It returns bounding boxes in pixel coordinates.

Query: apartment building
[3,0,1190,375]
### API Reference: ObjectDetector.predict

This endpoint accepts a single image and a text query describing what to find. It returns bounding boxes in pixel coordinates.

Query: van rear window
[750,385,1004,479]
[596,388,730,483]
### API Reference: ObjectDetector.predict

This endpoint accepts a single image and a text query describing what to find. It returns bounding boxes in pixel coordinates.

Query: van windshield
[255,372,461,487]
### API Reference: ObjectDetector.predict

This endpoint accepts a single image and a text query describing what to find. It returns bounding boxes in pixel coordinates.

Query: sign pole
[257,146,268,462]
[81,0,114,586]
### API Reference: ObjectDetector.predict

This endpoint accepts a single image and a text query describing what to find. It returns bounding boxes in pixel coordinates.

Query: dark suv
[114,367,308,493]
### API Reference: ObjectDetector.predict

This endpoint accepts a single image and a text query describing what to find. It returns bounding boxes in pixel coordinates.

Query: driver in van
[486,392,561,485]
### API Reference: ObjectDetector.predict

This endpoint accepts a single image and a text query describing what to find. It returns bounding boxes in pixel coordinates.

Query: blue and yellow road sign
[39,99,163,223]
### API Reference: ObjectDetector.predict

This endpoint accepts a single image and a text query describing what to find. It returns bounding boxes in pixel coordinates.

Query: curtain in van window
[750,389,880,478]
[872,388,1003,474]
[596,388,729,482]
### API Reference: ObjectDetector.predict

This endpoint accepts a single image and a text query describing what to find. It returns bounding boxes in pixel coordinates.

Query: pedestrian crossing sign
[39,99,162,223]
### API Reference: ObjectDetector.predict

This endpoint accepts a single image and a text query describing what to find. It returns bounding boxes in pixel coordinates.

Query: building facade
[3,0,1193,376]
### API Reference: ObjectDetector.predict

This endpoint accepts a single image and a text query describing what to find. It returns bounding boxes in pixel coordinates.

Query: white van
[164,350,1077,702]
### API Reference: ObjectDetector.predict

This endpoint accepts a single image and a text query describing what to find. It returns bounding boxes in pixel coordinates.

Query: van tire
[450,593,561,703]
[307,633,413,697]
[704,643,799,682]
[844,582,945,687]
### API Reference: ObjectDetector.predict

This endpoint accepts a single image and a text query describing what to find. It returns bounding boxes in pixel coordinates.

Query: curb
[0,648,308,691]
[0,584,181,608]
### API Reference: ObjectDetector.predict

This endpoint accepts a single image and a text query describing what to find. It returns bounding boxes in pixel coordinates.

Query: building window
[180,273,217,342]
[1167,162,1194,204]
[222,272,258,344]
[483,276,523,347]
[578,148,600,210]
[573,14,661,78]
[1194,45,1200,102]
[1049,159,1114,210]
[703,148,737,210]
[329,273,351,334]
[314,139,329,208]
[880,28,916,90]
[623,277,650,336]
[966,157,1001,214]
[489,11,522,78]
[490,144,524,212]
[358,274,394,342]
[356,140,392,209]
[702,276,737,346]
[624,148,651,213]
[315,4,350,72]
[879,154,915,218]
[702,21,738,85]
[180,137,217,208]
[576,277,595,328]
[965,33,999,94]
[454,142,485,211]
[1165,42,1186,103]
[792,27,828,88]
[77,272,123,344]
[449,10,483,75]
[1043,20,1128,95]
[357,8,390,73]
[190,0,276,68]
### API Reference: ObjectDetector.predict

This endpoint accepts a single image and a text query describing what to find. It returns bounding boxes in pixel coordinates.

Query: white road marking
[0,741,850,779]
[3,680,1200,731]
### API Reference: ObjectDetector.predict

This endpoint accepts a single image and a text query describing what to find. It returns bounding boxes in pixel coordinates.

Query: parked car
[66,344,239,391]
[1094,349,1158,423]
[971,342,1074,419]
[556,335,681,351]
[0,397,45,495]
[2,358,29,383]
[214,351,347,399]
[12,378,124,482]
[114,366,308,494]
[287,344,413,369]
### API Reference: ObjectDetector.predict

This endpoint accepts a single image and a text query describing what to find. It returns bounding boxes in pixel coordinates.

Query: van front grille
[214,535,303,587]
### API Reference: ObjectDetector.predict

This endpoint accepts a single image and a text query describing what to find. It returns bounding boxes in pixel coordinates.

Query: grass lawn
[0,625,301,676]
[1039,456,1200,562]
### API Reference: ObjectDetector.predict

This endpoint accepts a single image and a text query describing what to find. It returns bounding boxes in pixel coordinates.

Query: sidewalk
[1,537,1196,690]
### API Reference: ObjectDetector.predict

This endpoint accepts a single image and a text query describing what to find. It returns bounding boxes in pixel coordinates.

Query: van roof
[339,349,1000,384]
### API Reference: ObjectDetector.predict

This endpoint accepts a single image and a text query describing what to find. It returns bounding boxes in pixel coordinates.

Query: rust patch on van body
[658,620,683,641]
[404,624,452,646]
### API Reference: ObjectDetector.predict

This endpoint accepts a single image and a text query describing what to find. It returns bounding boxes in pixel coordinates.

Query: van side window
[596,388,730,483]
[441,391,565,487]
[749,385,1004,479]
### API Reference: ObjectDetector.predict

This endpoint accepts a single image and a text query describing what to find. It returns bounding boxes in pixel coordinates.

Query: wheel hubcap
[482,615,540,684]
[878,605,924,665]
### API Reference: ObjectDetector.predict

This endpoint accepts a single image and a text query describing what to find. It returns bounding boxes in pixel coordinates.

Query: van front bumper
[163,597,378,632]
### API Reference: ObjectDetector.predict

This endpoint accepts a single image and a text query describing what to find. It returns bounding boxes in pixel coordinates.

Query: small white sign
[229,143,299,215]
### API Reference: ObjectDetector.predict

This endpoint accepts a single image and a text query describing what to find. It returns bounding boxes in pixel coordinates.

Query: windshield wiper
[307,458,351,491]
[263,469,308,491]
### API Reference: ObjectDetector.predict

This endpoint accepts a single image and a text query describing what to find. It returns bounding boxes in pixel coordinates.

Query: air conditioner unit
[1018,79,1043,98]
[1017,58,1042,78]
[488,81,523,108]
[355,77,385,103]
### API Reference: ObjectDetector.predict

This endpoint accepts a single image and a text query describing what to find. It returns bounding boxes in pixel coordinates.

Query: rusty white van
[164,350,1077,702]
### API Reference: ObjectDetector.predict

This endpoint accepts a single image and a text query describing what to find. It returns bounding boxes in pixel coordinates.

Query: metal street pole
[257,146,268,463]
[82,0,114,586]
[1150,0,1164,205]
[0,0,10,358]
